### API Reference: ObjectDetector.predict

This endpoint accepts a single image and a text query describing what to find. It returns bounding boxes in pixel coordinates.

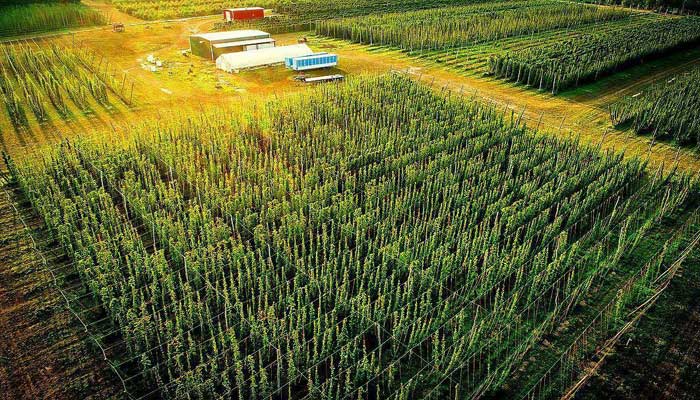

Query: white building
[216,44,314,72]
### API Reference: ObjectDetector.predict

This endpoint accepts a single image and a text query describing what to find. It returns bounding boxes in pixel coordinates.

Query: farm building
[217,44,314,72]
[190,30,273,60]
[223,7,265,22]
[285,53,338,71]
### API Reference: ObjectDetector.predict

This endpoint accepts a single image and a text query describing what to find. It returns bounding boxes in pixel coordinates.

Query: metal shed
[285,53,338,71]
[211,38,276,59]
[190,30,271,60]
[217,44,314,72]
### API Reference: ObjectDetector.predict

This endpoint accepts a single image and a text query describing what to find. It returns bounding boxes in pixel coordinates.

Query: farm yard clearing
[2,1,700,400]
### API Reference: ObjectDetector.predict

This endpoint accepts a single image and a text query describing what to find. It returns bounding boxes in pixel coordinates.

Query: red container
[224,7,264,21]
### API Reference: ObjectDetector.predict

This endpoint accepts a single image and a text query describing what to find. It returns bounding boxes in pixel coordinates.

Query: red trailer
[223,7,265,22]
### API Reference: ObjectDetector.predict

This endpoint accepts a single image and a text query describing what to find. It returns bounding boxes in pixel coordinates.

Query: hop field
[0,2,106,38]
[0,41,134,130]
[111,0,504,22]
[489,15,700,92]
[313,1,700,94]
[112,0,260,20]
[583,0,700,12]
[5,74,700,399]
[610,66,700,146]
[315,1,632,52]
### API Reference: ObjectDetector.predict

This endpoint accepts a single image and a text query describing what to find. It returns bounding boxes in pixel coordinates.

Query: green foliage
[9,74,699,399]
[0,3,105,38]
[112,0,500,23]
[0,41,132,128]
[488,16,700,93]
[583,0,700,12]
[610,66,700,146]
[316,1,632,52]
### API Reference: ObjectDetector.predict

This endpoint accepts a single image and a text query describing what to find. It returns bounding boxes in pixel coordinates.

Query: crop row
[0,41,132,129]
[112,0,504,22]
[0,3,105,38]
[412,13,660,73]
[310,13,660,77]
[610,66,700,146]
[6,74,700,399]
[582,0,700,12]
[489,15,700,93]
[315,1,632,52]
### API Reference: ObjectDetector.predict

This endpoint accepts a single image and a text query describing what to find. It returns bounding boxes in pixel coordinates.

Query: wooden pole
[559,116,566,133]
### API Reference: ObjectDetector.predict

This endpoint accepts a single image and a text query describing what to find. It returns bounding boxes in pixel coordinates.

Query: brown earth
[576,262,700,400]
[0,179,125,400]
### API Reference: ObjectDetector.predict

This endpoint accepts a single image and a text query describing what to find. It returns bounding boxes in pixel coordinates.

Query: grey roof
[212,38,276,49]
[191,30,269,43]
